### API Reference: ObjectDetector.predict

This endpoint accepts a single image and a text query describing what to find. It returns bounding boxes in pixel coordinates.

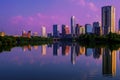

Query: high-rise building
[75,24,80,36]
[80,26,85,34]
[62,25,70,36]
[71,16,75,36]
[53,25,59,38]
[22,30,31,38]
[0,32,5,37]
[118,19,120,32]
[102,6,115,35]
[85,24,93,34]
[102,48,116,76]
[42,26,46,37]
[47,33,52,38]
[27,31,31,38]
[93,22,101,35]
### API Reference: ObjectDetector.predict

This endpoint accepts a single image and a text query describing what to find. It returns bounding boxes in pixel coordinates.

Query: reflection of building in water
[62,44,70,56]
[85,48,93,56]
[41,45,47,56]
[93,48,102,59]
[102,48,116,77]
[80,46,85,55]
[71,45,76,64]
[33,45,38,50]
[47,44,52,48]
[53,43,60,56]
[75,44,80,56]
[75,44,86,56]
[23,45,32,52]
[119,51,120,60]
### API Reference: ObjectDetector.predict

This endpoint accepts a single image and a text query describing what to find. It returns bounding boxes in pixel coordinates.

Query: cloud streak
[71,0,98,12]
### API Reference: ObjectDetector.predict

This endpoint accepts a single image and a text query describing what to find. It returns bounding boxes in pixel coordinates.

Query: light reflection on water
[0,42,120,80]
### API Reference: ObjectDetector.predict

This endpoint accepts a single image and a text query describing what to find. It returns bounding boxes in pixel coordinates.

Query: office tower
[47,33,52,38]
[62,25,70,37]
[80,26,85,34]
[41,45,47,56]
[22,30,31,38]
[118,19,120,33]
[85,24,93,34]
[93,22,101,35]
[75,24,81,36]
[27,31,31,38]
[53,24,59,38]
[102,48,116,76]
[33,32,38,36]
[42,26,46,37]
[22,30,27,37]
[102,6,115,35]
[0,32,5,37]
[71,16,75,36]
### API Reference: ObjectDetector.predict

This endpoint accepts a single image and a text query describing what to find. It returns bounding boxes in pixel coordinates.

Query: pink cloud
[88,2,98,12]
[9,13,67,33]
[10,15,23,24]
[70,0,98,12]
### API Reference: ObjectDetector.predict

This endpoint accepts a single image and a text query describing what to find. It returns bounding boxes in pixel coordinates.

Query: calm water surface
[0,42,120,80]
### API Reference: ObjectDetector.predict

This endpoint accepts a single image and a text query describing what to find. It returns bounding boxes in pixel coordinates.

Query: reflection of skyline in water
[18,43,117,77]
[41,45,47,56]
[102,48,116,77]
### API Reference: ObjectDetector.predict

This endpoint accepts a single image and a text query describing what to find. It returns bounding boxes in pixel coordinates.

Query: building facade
[53,25,59,38]
[62,25,70,36]
[102,6,115,35]
[42,26,47,37]
[85,24,93,34]
[71,16,75,36]
[93,22,101,35]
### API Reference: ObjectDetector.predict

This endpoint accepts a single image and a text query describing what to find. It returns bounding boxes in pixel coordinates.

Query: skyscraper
[42,26,46,37]
[75,24,80,36]
[102,6,115,35]
[71,16,75,36]
[85,24,93,34]
[62,25,70,36]
[93,22,101,35]
[53,24,59,38]
[119,19,120,31]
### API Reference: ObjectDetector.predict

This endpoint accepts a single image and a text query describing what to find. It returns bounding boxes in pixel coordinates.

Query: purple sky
[0,0,120,35]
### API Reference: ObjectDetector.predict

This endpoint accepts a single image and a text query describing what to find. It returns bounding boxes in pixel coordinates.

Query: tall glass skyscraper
[71,16,75,36]
[41,26,46,37]
[119,19,120,31]
[102,6,115,35]
[53,24,59,38]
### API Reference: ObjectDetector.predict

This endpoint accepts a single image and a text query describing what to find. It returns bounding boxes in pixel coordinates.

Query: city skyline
[0,0,120,35]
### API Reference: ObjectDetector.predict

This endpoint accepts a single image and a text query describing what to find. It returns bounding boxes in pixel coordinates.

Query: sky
[0,0,120,35]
